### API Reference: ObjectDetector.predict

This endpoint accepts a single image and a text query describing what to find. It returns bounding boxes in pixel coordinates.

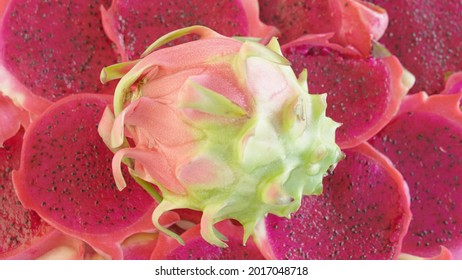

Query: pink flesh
[12,94,156,259]
[258,143,411,260]
[151,220,265,260]
[0,130,85,260]
[258,0,388,56]
[282,35,406,148]
[102,0,250,60]
[0,129,51,258]
[368,0,462,95]
[0,0,117,103]
[369,92,462,259]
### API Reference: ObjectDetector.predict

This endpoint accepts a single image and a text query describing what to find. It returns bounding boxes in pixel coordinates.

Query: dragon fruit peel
[99,26,343,247]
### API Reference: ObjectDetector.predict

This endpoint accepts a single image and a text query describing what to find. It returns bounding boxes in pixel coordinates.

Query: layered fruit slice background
[0,0,461,259]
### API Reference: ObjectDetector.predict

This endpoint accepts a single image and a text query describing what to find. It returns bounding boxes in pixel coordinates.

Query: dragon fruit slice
[281,34,414,149]
[101,0,277,60]
[368,0,462,95]
[151,220,265,260]
[258,0,388,56]
[12,94,158,259]
[0,0,118,115]
[254,143,411,260]
[369,92,462,259]
[99,26,343,247]
[1,129,84,260]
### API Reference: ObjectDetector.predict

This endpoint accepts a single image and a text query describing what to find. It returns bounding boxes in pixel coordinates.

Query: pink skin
[104,36,248,193]
[258,0,388,56]
[101,0,277,61]
[255,143,411,260]
[400,246,453,260]
[12,94,159,259]
[441,72,462,95]
[370,92,462,259]
[0,95,29,146]
[151,220,265,260]
[282,33,410,149]
[0,0,8,19]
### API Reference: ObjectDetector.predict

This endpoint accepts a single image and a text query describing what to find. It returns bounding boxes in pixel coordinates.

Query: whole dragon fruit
[98,26,343,247]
